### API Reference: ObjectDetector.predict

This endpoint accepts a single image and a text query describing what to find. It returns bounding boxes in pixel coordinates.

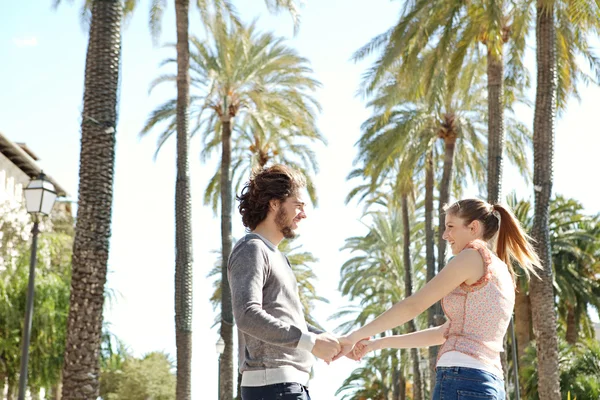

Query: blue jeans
[241,382,311,400]
[433,367,506,400]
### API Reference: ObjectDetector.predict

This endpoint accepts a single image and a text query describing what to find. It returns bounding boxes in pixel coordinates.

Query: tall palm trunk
[433,135,456,331]
[61,1,121,398]
[220,116,234,400]
[401,194,424,400]
[529,1,561,398]
[392,350,400,400]
[486,49,513,394]
[424,148,437,391]
[437,135,456,274]
[514,284,531,360]
[486,51,505,205]
[174,0,194,399]
[565,303,578,344]
[514,285,531,395]
[399,349,407,400]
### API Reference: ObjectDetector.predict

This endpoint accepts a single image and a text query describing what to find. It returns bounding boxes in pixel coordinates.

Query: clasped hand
[312,334,374,364]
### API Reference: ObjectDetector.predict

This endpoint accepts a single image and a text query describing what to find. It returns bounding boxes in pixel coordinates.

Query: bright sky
[2,1,600,399]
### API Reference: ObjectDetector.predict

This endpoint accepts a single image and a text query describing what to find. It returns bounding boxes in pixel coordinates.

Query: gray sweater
[228,233,322,374]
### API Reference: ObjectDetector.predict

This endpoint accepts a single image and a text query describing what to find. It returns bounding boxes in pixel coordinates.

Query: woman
[335,199,540,400]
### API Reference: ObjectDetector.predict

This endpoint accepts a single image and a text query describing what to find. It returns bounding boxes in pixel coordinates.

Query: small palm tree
[520,338,600,400]
[333,198,429,399]
[336,351,403,400]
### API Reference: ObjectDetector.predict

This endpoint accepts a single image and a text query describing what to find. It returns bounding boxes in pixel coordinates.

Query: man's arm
[229,241,339,360]
[230,241,307,348]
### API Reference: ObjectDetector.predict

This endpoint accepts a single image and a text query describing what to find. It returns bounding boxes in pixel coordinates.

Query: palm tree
[172,1,194,398]
[352,0,534,205]
[520,338,600,399]
[529,1,561,396]
[201,109,325,213]
[53,0,124,397]
[336,350,404,400]
[508,193,600,395]
[400,190,424,400]
[510,195,600,343]
[514,0,600,392]
[352,150,427,399]
[350,160,426,399]
[142,19,321,399]
[333,200,430,399]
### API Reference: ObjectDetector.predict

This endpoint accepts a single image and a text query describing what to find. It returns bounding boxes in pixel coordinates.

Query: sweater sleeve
[228,240,305,349]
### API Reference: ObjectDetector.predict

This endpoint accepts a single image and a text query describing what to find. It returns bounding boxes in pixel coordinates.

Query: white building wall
[0,152,29,203]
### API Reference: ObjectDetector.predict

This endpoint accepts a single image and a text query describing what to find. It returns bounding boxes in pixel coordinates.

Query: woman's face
[442,213,479,255]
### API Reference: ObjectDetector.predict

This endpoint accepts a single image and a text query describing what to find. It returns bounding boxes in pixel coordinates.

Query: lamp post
[216,336,225,400]
[18,172,57,400]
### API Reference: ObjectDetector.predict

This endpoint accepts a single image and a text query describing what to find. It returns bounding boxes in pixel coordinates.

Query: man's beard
[275,206,296,239]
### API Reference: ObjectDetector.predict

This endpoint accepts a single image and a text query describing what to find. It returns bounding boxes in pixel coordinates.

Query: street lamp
[216,336,225,400]
[18,172,57,400]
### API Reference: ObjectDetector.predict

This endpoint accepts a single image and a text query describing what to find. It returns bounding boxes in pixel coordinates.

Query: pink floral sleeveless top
[437,240,515,372]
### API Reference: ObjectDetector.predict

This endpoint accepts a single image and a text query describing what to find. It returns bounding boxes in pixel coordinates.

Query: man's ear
[269,199,280,211]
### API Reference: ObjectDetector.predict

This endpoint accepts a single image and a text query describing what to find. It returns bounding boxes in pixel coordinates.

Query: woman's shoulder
[462,240,493,263]
[456,240,493,289]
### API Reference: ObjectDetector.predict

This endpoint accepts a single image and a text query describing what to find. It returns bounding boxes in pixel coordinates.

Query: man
[229,164,340,400]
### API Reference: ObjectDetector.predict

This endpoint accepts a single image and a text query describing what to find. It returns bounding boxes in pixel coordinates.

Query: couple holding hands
[229,165,539,400]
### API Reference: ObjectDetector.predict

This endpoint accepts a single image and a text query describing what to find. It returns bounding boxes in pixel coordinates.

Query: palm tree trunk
[437,137,455,275]
[399,350,407,400]
[392,350,400,400]
[401,194,424,400]
[565,303,578,344]
[174,1,194,399]
[433,136,456,329]
[487,51,512,393]
[61,1,121,398]
[424,148,438,391]
[486,51,505,206]
[530,1,561,398]
[220,117,234,400]
[514,288,531,360]
[514,287,531,396]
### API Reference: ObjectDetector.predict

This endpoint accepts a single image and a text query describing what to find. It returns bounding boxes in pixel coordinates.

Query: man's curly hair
[237,165,306,230]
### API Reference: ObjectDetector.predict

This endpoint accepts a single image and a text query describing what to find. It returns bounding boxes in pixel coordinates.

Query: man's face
[274,195,307,239]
